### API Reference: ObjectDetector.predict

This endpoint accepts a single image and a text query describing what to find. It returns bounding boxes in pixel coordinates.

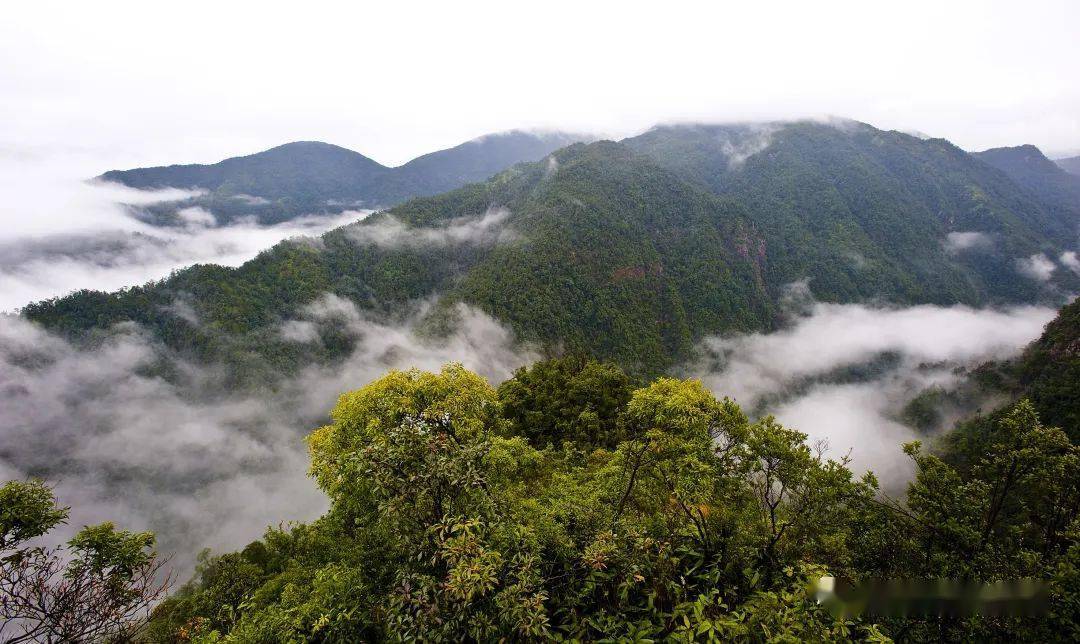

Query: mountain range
[27,119,1080,376]
[100,130,586,225]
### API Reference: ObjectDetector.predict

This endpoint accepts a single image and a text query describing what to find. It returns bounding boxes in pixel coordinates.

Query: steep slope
[101,131,586,225]
[929,295,1080,473]
[1057,155,1080,176]
[1012,296,1080,438]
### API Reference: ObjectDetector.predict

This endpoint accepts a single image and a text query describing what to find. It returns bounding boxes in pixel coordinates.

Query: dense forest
[7,299,1080,640]
[7,345,1080,641]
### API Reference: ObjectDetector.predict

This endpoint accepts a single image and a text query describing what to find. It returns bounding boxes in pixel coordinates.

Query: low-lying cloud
[0,297,536,576]
[1062,251,1080,276]
[0,148,369,312]
[944,230,994,254]
[0,210,366,313]
[1016,252,1056,281]
[717,124,778,168]
[688,300,1056,484]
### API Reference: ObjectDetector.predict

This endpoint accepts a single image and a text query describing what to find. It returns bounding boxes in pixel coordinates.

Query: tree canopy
[138,360,1080,642]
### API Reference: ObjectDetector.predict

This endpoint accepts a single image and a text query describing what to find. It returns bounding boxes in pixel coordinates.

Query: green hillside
[1018,297,1080,438]
[627,122,1078,302]
[28,121,1080,377]
[974,145,1080,237]
[913,295,1080,478]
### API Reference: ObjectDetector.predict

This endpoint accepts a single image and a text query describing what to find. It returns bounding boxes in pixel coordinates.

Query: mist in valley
[0,295,537,576]
[685,293,1058,484]
[0,149,369,312]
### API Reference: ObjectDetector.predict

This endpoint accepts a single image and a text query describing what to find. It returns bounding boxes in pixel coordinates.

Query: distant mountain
[376,130,586,199]
[29,120,1080,376]
[100,141,386,199]
[973,144,1080,224]
[99,131,586,225]
[1057,154,1080,177]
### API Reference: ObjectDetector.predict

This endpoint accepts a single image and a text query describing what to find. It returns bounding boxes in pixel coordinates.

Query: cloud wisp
[0,297,536,575]
[342,207,515,249]
[943,231,994,254]
[1016,253,1057,282]
[1062,251,1080,276]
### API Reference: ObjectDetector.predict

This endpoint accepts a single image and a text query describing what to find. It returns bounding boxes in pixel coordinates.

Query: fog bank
[0,149,367,312]
[0,299,536,575]
[687,300,1057,483]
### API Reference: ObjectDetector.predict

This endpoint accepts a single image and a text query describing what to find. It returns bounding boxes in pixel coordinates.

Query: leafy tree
[0,479,169,643]
[147,365,891,641]
[497,354,636,449]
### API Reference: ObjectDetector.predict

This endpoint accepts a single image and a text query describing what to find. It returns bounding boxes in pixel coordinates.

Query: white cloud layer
[689,301,1057,483]
[1062,251,1080,275]
[0,148,368,312]
[343,207,515,248]
[0,299,536,575]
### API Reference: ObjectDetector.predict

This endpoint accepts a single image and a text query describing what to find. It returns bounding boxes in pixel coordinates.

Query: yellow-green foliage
[144,361,1080,642]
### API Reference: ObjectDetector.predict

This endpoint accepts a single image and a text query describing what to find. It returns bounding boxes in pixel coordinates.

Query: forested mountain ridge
[26,120,1080,377]
[100,141,386,198]
[100,130,585,224]
[974,144,1080,226]
[627,122,1078,300]
[30,141,772,374]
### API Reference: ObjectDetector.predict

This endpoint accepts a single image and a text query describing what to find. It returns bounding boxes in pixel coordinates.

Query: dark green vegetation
[627,123,1077,303]
[122,360,1080,642]
[28,120,1080,377]
[1018,296,1080,439]
[102,131,583,225]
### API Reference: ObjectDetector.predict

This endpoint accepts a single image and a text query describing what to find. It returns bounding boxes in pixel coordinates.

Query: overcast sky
[2,0,1079,169]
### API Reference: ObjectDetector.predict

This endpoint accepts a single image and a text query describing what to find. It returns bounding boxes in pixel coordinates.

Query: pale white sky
[2,0,1079,169]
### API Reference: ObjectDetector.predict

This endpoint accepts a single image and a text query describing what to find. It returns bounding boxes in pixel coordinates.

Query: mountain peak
[96,130,589,220]
[973,144,1080,220]
[974,143,1059,171]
